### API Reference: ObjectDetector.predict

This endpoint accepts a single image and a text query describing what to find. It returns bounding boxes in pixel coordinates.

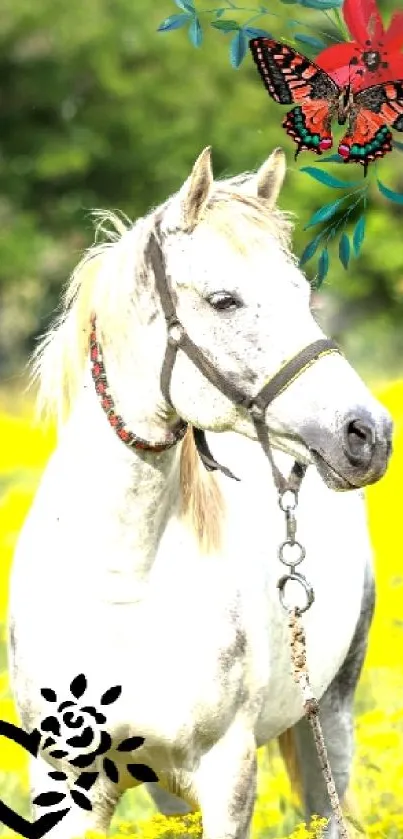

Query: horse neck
[60,370,182,584]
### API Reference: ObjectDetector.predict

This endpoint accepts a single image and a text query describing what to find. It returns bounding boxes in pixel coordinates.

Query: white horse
[8,147,392,839]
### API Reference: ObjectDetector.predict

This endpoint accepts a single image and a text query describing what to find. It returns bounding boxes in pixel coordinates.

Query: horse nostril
[343,418,375,467]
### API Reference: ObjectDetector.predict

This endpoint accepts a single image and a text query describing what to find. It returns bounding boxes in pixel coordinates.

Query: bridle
[90,218,341,496]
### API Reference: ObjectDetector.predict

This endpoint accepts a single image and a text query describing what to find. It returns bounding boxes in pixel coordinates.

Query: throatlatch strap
[192,428,240,482]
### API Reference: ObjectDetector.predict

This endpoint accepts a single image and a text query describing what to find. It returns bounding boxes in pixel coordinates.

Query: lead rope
[276,484,349,839]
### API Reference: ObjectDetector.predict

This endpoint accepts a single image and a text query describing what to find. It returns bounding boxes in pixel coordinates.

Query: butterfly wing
[338,81,403,172]
[249,39,339,157]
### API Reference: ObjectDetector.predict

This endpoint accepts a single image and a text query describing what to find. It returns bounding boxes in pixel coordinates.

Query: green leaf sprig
[157,0,403,278]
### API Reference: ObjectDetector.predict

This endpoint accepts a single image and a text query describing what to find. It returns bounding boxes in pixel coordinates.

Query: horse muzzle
[302,409,393,490]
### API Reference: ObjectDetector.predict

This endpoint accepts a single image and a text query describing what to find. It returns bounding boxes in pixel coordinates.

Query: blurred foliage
[0,0,402,378]
[0,379,402,836]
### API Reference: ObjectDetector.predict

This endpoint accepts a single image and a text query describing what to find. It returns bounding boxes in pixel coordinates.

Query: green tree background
[0,0,402,382]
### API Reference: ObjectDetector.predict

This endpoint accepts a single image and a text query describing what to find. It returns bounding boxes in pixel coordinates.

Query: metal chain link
[276,487,349,839]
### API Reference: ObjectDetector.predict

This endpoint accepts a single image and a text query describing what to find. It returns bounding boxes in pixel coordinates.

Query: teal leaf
[300,167,360,188]
[299,0,342,8]
[304,198,343,229]
[244,27,273,38]
[230,30,247,67]
[316,249,329,288]
[211,19,239,31]
[175,0,195,10]
[299,235,322,266]
[338,232,350,269]
[314,154,344,164]
[214,8,226,17]
[294,33,327,50]
[377,179,403,205]
[158,13,191,32]
[189,17,203,46]
[352,215,366,256]
[393,139,403,151]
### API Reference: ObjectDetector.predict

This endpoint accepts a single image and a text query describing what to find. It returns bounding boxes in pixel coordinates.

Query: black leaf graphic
[58,700,75,712]
[49,749,68,759]
[75,771,98,791]
[48,771,67,781]
[117,736,145,752]
[66,727,94,748]
[63,712,83,729]
[41,688,57,703]
[41,716,60,736]
[68,752,95,769]
[70,789,92,811]
[42,736,56,750]
[127,764,158,783]
[96,730,112,756]
[100,685,122,706]
[81,706,107,724]
[33,791,67,807]
[70,674,87,700]
[103,758,119,783]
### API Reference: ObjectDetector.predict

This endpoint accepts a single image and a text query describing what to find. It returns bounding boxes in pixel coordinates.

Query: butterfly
[249,38,403,174]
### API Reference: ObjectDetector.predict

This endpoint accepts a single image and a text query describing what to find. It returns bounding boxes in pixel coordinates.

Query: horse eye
[207,292,243,312]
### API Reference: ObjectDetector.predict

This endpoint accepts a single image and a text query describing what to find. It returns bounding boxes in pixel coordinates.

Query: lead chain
[276,488,349,839]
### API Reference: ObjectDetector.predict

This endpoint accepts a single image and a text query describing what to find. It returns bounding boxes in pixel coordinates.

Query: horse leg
[147,721,256,839]
[146,782,192,815]
[146,781,253,839]
[287,565,375,838]
[144,783,195,839]
[30,754,121,838]
[192,721,257,839]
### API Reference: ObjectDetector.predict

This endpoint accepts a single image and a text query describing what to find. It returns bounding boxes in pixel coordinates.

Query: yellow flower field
[0,381,402,838]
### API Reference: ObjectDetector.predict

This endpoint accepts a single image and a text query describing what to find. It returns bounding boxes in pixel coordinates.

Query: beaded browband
[89,315,188,452]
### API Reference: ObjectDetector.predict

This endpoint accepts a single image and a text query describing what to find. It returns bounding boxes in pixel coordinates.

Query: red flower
[316,0,403,91]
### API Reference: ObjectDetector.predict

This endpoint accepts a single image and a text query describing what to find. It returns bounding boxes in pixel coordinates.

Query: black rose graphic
[39,674,120,769]
[35,673,158,812]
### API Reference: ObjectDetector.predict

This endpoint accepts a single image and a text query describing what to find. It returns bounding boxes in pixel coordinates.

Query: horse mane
[32,173,294,553]
[179,426,225,553]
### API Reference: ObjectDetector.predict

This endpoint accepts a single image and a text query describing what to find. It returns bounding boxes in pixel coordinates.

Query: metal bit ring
[278,539,306,568]
[277,571,315,615]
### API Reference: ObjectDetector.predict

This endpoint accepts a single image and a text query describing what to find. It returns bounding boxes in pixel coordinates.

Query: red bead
[338,143,350,159]
[91,347,98,361]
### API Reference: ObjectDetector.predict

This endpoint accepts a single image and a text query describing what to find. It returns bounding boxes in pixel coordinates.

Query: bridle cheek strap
[149,226,341,493]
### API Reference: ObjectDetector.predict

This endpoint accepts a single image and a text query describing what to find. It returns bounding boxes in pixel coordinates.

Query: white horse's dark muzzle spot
[302,408,393,490]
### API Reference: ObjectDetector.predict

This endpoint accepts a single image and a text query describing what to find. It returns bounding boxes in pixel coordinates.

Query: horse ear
[180,146,214,231]
[254,147,286,206]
